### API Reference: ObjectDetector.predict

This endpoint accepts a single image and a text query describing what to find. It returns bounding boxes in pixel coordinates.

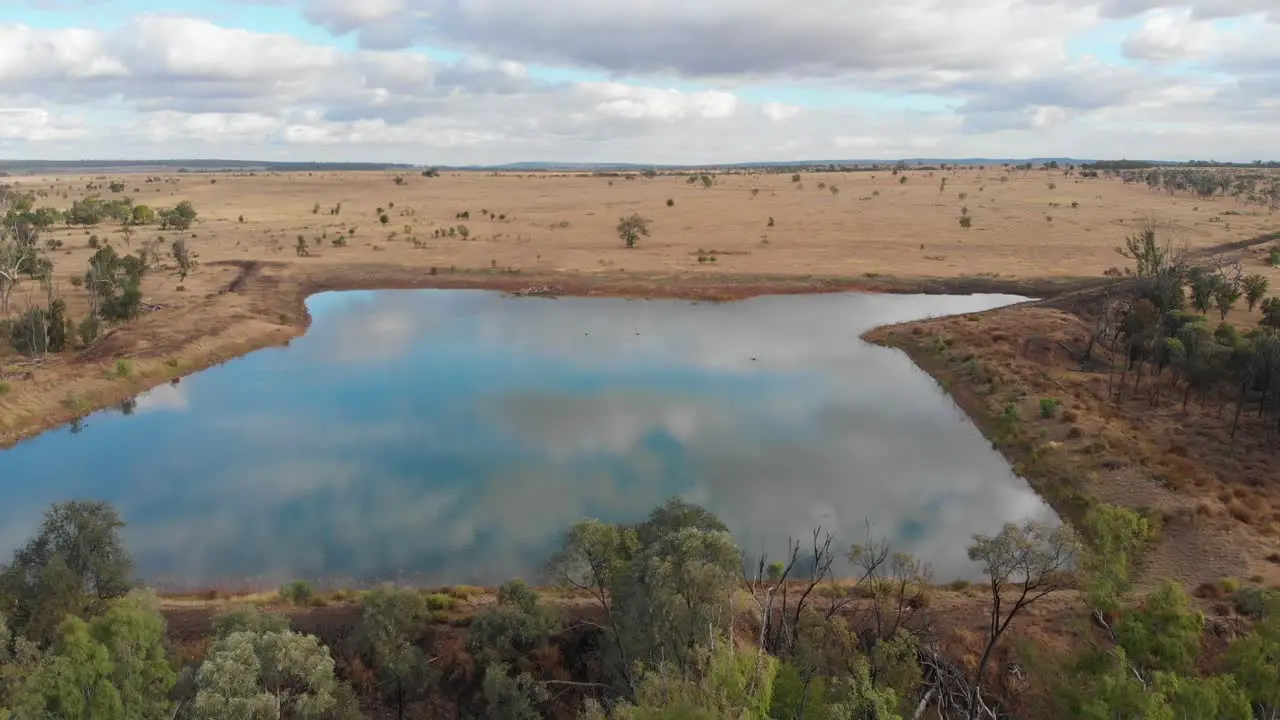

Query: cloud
[1094,0,1279,21]
[1121,9,1217,61]
[298,0,1092,80]
[589,83,739,122]
[762,102,801,122]
[0,108,87,140]
[132,382,190,413]
[0,1,1278,161]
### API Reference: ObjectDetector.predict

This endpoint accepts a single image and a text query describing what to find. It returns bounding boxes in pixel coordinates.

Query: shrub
[78,316,101,345]
[423,593,458,612]
[280,580,314,605]
[1262,297,1280,328]
[1040,397,1062,418]
[1232,586,1278,619]
[114,358,134,378]
[959,215,972,229]
[666,198,674,207]
[1270,247,1280,267]
[0,381,9,396]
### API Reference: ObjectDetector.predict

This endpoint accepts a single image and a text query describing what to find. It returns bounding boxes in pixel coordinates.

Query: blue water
[0,290,1054,587]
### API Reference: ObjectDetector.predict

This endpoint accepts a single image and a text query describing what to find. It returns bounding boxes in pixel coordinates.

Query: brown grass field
[2,165,1279,594]
[3,166,1277,442]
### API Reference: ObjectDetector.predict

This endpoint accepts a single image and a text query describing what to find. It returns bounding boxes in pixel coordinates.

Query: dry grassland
[2,167,1276,442]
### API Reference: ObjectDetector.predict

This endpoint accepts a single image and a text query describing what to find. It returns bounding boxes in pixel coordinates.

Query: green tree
[824,664,902,720]
[546,518,639,689]
[1189,269,1215,314]
[598,642,778,720]
[66,196,107,226]
[465,580,558,667]
[634,497,729,547]
[12,615,122,720]
[1262,297,1280,328]
[1222,593,1280,716]
[1116,581,1202,675]
[0,215,45,315]
[1213,277,1242,320]
[870,630,921,704]
[88,590,176,719]
[358,585,430,720]
[613,524,741,673]
[171,238,196,280]
[1080,504,1151,617]
[130,206,155,225]
[1153,672,1251,720]
[480,663,548,720]
[84,246,146,323]
[1243,274,1269,311]
[210,607,290,639]
[1067,648,1173,720]
[617,214,651,249]
[193,630,338,720]
[967,521,1080,692]
[159,201,197,231]
[0,501,134,647]
[9,306,51,356]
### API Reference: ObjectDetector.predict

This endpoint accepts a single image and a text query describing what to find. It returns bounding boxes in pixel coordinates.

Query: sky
[1,0,1278,164]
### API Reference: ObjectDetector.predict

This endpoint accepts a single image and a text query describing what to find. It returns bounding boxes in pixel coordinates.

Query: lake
[0,289,1054,587]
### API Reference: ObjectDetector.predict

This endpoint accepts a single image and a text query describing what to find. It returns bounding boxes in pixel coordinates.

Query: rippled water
[0,290,1054,587]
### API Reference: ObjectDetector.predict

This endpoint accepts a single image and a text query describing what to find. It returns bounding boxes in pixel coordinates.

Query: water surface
[0,290,1053,586]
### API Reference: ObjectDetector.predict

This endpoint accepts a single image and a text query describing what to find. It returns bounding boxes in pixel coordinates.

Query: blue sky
[0,0,1277,163]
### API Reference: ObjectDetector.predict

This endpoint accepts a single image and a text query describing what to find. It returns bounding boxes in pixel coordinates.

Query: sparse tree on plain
[617,214,651,249]
[171,238,196,280]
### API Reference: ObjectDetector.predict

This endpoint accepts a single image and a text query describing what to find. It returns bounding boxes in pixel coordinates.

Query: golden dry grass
[867,305,1280,592]
[1,166,1278,448]
[14,167,1276,292]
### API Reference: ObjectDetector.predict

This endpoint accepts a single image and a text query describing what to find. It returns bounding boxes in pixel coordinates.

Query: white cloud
[762,102,800,122]
[0,108,87,140]
[0,0,1277,161]
[1121,9,1217,61]
[589,84,739,122]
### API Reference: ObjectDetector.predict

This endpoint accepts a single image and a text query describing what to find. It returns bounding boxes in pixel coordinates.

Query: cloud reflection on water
[0,290,1052,586]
